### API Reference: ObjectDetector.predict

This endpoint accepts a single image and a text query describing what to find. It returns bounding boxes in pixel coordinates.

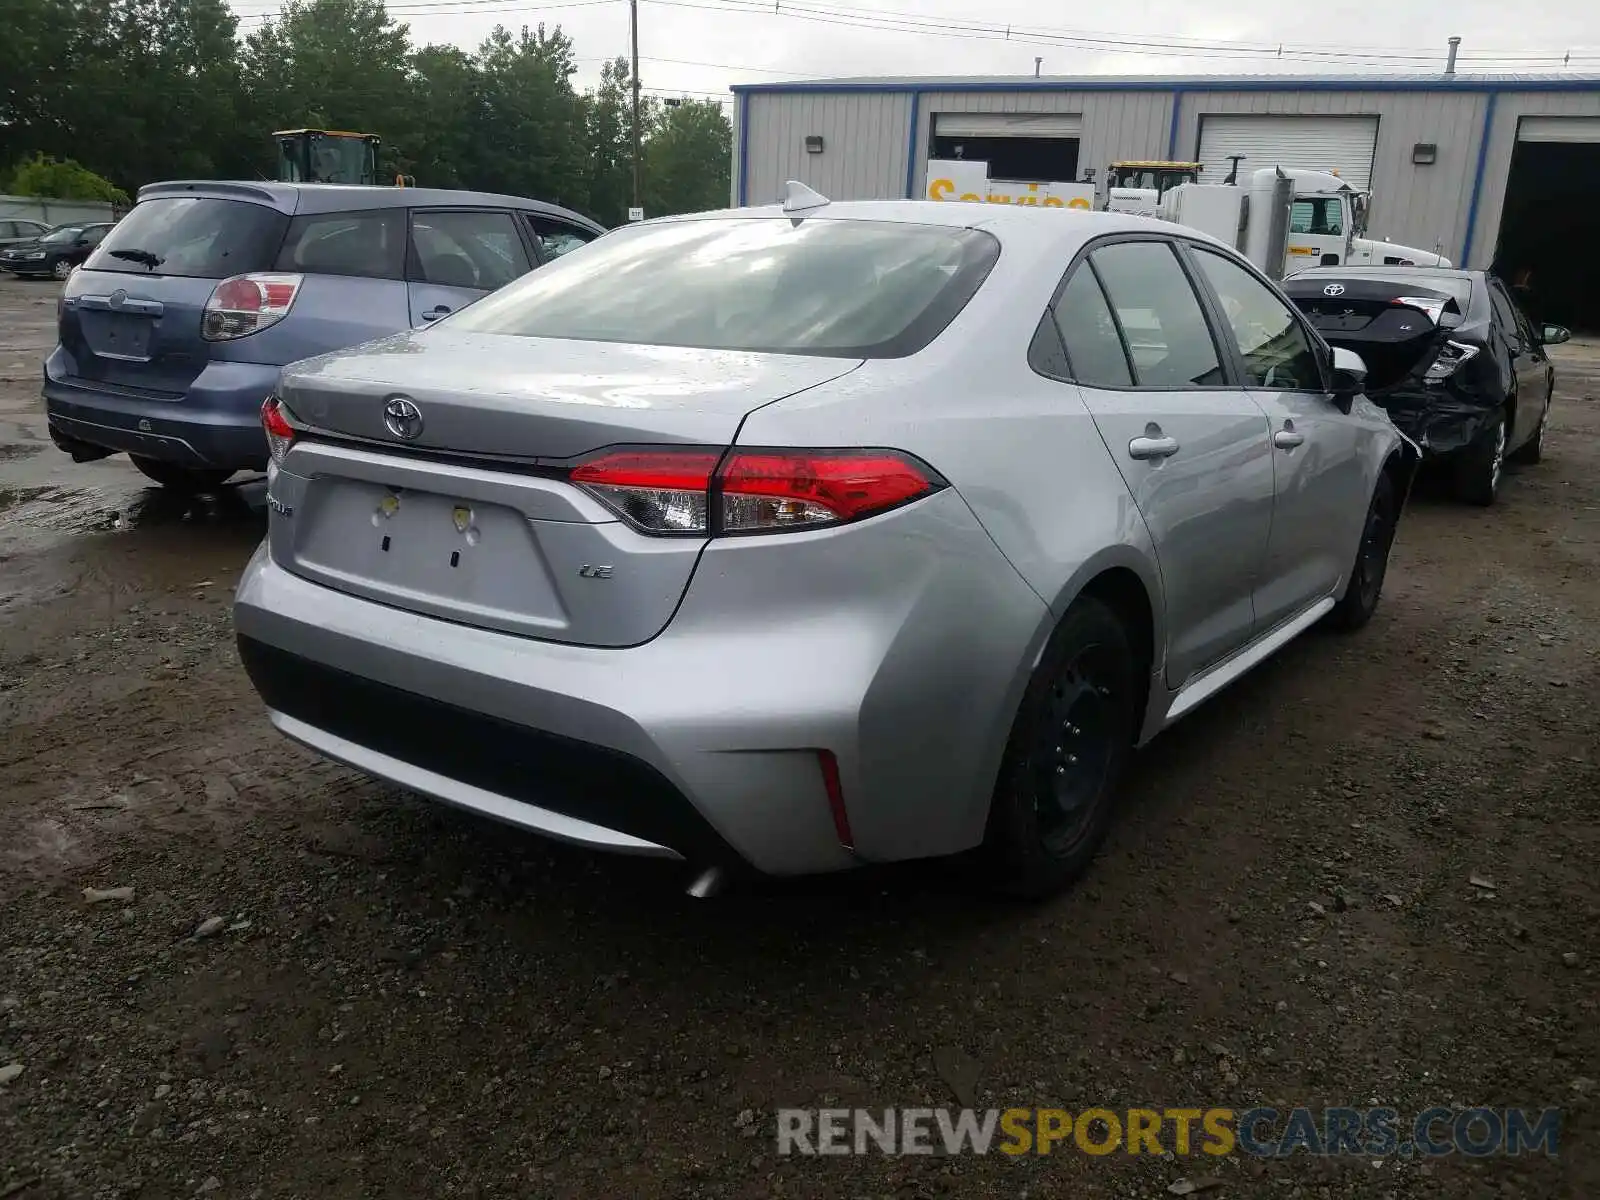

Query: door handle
[421,305,451,321]
[1128,435,1180,460]
[1274,429,1305,449]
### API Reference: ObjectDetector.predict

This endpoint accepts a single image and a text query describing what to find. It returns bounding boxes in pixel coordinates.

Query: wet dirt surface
[0,271,1597,1199]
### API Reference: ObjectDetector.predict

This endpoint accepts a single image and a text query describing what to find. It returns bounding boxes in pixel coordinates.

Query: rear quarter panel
[210,275,412,367]
[733,270,1168,831]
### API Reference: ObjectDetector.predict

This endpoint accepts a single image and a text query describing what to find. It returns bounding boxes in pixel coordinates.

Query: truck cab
[1158,166,1450,279]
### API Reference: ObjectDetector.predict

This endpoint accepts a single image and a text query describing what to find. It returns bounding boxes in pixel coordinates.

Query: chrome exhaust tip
[685,866,726,899]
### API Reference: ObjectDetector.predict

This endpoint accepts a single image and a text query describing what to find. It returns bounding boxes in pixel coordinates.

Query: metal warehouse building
[730,73,1600,328]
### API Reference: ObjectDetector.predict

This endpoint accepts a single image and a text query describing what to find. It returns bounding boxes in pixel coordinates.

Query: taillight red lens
[570,447,944,536]
[570,449,720,534]
[203,273,303,341]
[720,451,939,531]
[261,396,296,465]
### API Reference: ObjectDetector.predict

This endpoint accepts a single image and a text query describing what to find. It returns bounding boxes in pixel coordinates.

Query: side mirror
[1541,324,1571,346]
[1329,346,1368,413]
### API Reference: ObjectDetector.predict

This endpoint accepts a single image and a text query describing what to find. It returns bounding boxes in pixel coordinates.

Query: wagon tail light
[1423,339,1480,384]
[203,273,303,341]
[569,447,947,536]
[261,396,296,464]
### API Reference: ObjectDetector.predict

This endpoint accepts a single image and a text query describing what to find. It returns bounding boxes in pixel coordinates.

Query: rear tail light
[1392,295,1447,324]
[261,396,296,464]
[203,273,302,341]
[1424,339,1480,384]
[570,447,946,537]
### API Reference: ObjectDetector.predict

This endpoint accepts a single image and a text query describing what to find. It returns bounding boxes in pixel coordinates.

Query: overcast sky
[226,0,1600,107]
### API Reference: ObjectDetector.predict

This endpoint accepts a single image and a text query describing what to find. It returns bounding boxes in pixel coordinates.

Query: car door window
[1051,263,1133,387]
[1192,247,1324,390]
[526,215,596,262]
[0,222,14,239]
[411,211,531,291]
[1088,240,1225,388]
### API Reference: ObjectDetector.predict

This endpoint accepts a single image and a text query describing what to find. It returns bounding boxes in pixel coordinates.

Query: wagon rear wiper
[108,248,163,269]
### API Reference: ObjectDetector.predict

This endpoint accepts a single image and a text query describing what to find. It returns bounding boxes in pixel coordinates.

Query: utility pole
[630,0,643,214]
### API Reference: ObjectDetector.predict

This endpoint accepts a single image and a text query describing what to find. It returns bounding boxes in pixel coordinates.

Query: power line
[635,0,1600,68]
[225,0,1600,67]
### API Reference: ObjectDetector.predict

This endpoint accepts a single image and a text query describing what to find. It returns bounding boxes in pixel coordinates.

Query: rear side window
[1089,240,1225,388]
[1487,281,1532,346]
[274,209,404,279]
[411,211,531,291]
[85,197,288,278]
[1052,264,1133,388]
[526,214,596,261]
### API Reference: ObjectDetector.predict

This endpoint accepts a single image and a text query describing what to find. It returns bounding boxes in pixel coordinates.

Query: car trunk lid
[271,330,862,646]
[1286,278,1465,392]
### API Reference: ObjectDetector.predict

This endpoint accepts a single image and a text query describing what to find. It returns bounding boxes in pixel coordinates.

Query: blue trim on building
[736,92,749,206]
[1165,88,1185,159]
[903,91,922,198]
[1460,92,1500,268]
[731,77,1600,96]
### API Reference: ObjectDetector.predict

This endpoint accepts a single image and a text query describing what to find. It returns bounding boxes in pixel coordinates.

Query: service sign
[925,159,1095,210]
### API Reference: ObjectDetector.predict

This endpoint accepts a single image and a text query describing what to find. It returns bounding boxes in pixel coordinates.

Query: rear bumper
[43,348,279,470]
[1373,384,1502,459]
[232,487,1050,876]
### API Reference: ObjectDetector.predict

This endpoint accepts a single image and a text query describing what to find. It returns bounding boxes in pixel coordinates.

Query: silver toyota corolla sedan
[235,189,1417,897]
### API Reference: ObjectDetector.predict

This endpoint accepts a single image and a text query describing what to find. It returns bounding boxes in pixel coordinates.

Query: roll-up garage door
[934,112,1082,138]
[1196,115,1378,189]
[1518,116,1600,143]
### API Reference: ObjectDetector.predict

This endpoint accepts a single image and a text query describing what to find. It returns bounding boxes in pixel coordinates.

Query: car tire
[130,456,235,493]
[51,259,72,281]
[1511,399,1549,465]
[980,595,1140,899]
[1452,409,1507,507]
[1327,471,1398,632]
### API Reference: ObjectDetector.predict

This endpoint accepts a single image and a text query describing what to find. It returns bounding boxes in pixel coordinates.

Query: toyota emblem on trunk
[1323,283,1346,296]
[383,396,424,440]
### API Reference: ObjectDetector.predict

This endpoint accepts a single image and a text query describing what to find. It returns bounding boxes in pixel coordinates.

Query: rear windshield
[442,217,1001,358]
[84,197,289,279]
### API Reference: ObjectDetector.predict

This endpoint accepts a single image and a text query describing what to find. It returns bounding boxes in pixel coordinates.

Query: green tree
[644,99,733,218]
[7,154,128,203]
[473,24,590,213]
[90,0,249,187]
[406,45,485,189]
[586,58,659,227]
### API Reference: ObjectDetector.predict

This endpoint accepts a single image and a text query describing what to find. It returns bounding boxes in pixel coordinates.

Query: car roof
[135,180,605,233]
[650,199,1227,254]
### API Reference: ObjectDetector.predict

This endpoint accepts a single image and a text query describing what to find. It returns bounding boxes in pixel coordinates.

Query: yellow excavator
[273,129,412,187]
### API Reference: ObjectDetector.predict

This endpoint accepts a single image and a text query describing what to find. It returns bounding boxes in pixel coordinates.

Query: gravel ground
[0,273,1596,1199]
